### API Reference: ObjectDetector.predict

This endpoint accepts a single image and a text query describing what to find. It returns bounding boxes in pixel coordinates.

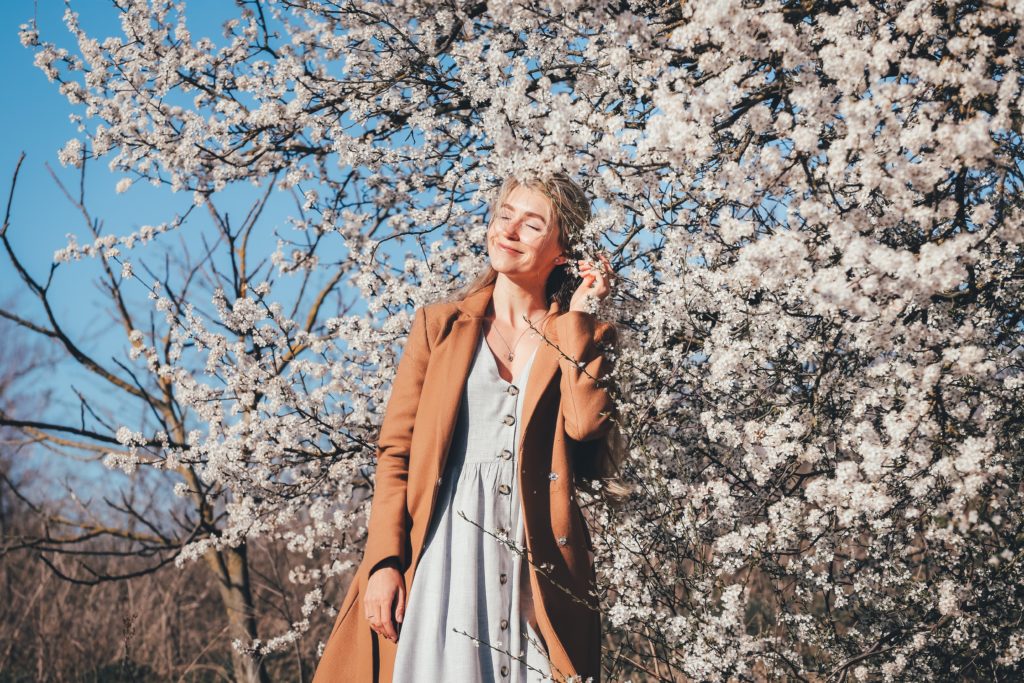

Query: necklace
[488,310,552,361]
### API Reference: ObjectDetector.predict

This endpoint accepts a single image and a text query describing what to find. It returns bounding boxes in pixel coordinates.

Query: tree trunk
[205,543,270,683]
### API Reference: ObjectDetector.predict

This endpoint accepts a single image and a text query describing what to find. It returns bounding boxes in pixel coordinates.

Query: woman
[313,173,621,682]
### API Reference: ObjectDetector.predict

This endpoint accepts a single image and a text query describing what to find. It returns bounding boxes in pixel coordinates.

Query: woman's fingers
[396,583,406,625]
[364,595,381,635]
[378,597,398,641]
[364,592,393,640]
[579,266,608,293]
[578,255,614,282]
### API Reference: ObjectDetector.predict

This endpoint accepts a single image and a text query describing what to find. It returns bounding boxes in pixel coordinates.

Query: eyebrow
[499,202,549,226]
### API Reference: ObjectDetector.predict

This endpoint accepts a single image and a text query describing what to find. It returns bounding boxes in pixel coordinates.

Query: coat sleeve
[553,310,618,442]
[363,305,431,573]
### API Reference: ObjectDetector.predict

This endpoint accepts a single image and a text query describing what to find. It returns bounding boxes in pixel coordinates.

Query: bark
[204,543,270,683]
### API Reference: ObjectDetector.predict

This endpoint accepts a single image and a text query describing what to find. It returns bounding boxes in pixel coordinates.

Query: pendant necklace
[489,311,552,361]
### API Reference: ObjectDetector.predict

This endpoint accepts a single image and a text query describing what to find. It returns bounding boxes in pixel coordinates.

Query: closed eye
[497,212,542,232]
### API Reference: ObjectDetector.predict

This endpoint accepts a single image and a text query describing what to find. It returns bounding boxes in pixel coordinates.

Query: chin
[490,261,517,275]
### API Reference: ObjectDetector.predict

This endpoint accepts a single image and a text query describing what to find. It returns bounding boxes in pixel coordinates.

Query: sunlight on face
[487,185,564,281]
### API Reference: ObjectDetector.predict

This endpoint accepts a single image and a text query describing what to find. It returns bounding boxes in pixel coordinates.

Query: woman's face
[486,184,565,284]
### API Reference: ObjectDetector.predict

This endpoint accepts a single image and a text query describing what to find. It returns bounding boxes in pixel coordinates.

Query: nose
[499,217,520,240]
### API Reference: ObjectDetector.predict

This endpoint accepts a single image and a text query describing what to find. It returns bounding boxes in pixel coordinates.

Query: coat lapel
[430,315,482,463]
[518,307,560,452]
[433,282,563,464]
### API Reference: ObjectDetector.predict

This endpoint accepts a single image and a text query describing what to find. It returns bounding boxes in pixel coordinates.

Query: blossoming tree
[5,0,1023,679]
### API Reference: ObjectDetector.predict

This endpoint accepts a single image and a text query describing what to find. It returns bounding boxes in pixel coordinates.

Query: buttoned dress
[391,332,552,682]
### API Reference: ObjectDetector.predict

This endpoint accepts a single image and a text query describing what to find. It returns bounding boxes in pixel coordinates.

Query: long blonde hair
[450,172,631,504]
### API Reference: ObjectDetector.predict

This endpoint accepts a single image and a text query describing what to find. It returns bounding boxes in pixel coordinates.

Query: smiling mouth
[498,243,521,254]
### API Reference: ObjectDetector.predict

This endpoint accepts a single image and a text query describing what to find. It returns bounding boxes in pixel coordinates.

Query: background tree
[3,0,1022,680]
[0,154,347,680]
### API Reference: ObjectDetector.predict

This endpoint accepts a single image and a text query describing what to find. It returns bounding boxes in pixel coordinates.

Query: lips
[497,241,521,254]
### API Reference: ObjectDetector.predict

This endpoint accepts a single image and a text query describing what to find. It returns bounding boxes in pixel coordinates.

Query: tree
[6,0,1024,680]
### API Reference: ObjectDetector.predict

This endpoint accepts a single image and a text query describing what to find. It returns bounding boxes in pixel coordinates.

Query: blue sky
[0,2,275,303]
[1,2,234,319]
[0,2,314,499]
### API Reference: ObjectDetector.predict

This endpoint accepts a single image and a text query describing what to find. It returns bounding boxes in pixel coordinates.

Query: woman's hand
[569,251,614,313]
[364,559,405,641]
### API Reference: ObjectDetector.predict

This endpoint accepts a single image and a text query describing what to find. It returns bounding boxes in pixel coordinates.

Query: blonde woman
[314,173,621,682]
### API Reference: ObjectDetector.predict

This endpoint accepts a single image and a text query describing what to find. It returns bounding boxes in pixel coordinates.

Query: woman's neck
[490,274,549,327]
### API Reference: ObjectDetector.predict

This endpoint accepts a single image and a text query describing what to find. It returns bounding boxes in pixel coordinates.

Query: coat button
[500,573,508,584]
[500,665,509,677]
[557,536,568,546]
[500,448,512,460]
[498,483,511,495]
[507,384,519,395]
[500,618,509,630]
[503,414,515,426]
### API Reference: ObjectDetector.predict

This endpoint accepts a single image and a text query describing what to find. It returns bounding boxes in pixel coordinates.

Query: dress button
[500,618,509,630]
[503,414,515,426]
[500,448,513,460]
[500,665,509,677]
[507,384,519,395]
[548,472,558,481]
[500,573,508,584]
[557,536,568,546]
[498,483,511,495]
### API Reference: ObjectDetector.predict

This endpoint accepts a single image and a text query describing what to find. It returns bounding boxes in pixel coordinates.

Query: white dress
[391,332,552,682]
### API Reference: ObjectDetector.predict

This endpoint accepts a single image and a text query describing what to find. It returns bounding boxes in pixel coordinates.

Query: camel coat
[313,282,617,682]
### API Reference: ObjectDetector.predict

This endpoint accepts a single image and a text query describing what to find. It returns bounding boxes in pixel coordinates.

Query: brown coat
[313,282,617,682]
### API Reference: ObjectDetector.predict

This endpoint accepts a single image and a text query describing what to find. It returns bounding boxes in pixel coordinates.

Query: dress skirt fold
[391,333,552,682]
